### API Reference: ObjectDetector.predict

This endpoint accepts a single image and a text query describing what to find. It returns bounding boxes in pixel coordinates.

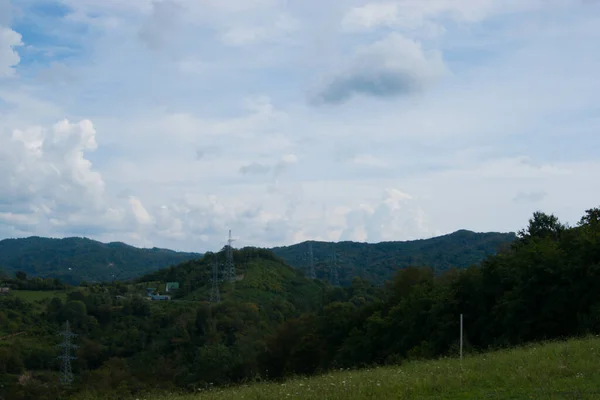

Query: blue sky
[1,0,599,252]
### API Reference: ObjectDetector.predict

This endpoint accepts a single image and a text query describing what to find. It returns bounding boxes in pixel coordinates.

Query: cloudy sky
[1,0,599,252]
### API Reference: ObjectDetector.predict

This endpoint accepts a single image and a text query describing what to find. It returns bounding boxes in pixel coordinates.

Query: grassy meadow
[9,290,68,303]
[74,336,600,400]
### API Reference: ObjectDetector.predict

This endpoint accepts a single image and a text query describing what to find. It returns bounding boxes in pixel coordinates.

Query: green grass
[9,290,67,303]
[76,336,600,400]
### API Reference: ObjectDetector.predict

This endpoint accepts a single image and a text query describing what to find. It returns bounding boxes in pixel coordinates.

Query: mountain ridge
[0,229,516,286]
[272,229,517,286]
[0,236,203,284]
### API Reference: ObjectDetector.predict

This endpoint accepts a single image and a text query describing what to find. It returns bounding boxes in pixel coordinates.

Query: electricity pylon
[57,320,77,385]
[222,230,236,284]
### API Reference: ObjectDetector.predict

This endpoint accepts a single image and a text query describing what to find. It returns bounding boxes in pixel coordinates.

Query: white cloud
[0,119,113,235]
[221,14,300,46]
[129,196,153,225]
[1,0,599,254]
[339,187,432,242]
[351,154,391,168]
[239,153,298,177]
[342,2,402,31]
[341,0,547,32]
[0,119,104,207]
[0,26,22,77]
[312,33,447,104]
[138,0,182,50]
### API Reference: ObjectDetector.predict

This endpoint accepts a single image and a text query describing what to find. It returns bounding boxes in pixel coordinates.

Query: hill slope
[120,336,599,400]
[0,248,331,399]
[272,230,516,286]
[0,236,202,284]
[138,247,327,313]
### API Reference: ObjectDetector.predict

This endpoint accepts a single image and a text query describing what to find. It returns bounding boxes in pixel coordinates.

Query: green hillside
[82,336,600,400]
[0,247,334,400]
[0,230,515,287]
[0,236,202,284]
[272,230,516,286]
[137,247,328,314]
[2,207,599,400]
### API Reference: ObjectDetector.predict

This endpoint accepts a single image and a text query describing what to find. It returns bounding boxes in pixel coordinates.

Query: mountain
[0,236,202,284]
[0,230,515,287]
[272,230,517,286]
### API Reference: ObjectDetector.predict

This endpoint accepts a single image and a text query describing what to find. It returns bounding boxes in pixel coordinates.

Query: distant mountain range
[272,230,517,286]
[0,230,516,286]
[0,236,202,284]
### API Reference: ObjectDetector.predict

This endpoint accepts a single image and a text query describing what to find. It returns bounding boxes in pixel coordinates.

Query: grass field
[74,336,600,400]
[9,290,67,303]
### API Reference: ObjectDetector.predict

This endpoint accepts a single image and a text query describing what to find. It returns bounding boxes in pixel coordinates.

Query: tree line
[1,208,599,400]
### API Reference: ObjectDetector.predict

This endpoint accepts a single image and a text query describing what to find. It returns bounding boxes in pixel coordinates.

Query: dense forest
[272,229,516,286]
[1,207,599,400]
[0,230,515,289]
[0,237,202,284]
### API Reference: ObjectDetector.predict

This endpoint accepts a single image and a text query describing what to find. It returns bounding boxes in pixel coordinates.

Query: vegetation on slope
[272,230,516,286]
[0,230,515,287]
[80,336,600,400]
[1,207,599,400]
[138,247,329,316]
[0,248,336,400]
[0,236,202,284]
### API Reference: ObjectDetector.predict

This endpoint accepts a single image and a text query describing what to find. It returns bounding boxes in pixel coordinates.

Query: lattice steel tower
[306,242,316,279]
[57,320,77,385]
[210,255,221,303]
[329,247,340,287]
[222,230,236,284]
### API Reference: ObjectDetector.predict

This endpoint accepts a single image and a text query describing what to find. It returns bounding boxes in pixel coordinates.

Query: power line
[57,320,77,385]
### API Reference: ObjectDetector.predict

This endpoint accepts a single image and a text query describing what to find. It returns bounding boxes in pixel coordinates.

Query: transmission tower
[222,230,236,284]
[57,320,77,385]
[306,242,316,279]
[209,256,221,303]
[329,247,340,287]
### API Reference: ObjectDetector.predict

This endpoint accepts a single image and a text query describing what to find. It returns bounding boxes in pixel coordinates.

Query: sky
[0,0,599,252]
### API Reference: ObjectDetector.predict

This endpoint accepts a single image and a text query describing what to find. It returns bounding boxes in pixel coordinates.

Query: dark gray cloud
[312,33,446,105]
[314,68,425,105]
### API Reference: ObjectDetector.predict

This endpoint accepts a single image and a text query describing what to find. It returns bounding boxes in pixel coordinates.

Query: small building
[0,287,10,295]
[146,287,157,295]
[150,294,171,301]
[165,282,179,293]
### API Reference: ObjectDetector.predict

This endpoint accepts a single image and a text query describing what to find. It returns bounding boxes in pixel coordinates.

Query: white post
[460,313,463,361]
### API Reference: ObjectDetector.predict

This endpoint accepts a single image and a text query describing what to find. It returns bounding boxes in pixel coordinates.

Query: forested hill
[272,229,516,286]
[137,247,331,313]
[0,230,514,287]
[0,236,202,284]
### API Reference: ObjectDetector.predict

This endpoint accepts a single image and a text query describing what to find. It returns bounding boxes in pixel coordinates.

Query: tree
[16,271,27,281]
[579,207,600,228]
[517,211,566,245]
[0,268,9,281]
